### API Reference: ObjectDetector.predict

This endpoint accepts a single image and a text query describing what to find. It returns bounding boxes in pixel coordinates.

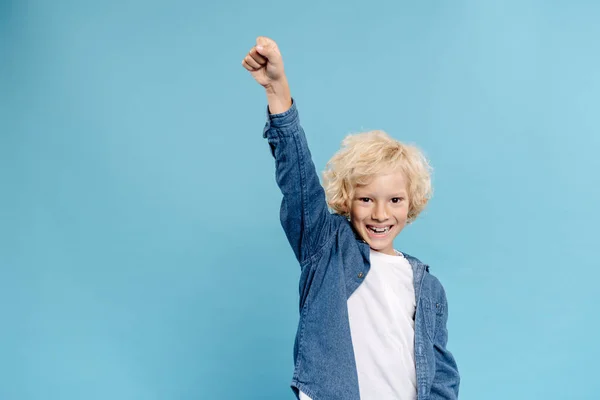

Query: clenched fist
[242,36,286,88]
[242,36,291,114]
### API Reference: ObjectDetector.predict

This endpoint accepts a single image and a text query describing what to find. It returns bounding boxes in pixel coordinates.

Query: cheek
[396,206,410,221]
[349,204,366,222]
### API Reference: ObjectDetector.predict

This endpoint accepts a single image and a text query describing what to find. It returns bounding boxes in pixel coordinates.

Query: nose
[371,202,389,221]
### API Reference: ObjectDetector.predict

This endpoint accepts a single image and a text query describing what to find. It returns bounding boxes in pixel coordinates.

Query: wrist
[265,78,292,114]
[264,77,289,95]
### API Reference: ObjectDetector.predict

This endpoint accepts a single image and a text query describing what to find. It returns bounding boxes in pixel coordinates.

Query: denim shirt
[263,101,460,400]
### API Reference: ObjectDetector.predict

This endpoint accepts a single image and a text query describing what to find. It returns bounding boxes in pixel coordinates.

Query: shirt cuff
[262,99,299,138]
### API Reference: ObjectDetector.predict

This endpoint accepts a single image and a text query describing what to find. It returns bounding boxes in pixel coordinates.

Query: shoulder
[402,252,449,303]
[329,213,360,240]
[303,213,357,264]
[424,271,449,304]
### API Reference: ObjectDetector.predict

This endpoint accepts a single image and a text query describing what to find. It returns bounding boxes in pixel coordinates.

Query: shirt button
[358,272,364,279]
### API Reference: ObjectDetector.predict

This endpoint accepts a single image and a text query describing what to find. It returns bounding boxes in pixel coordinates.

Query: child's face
[349,170,409,256]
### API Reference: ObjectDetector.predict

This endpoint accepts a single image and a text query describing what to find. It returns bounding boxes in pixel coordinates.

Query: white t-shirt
[300,249,417,400]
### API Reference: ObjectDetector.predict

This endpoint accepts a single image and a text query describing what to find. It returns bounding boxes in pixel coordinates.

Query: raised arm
[242,37,334,263]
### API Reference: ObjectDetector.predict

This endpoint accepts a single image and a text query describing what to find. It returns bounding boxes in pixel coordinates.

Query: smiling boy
[242,36,460,400]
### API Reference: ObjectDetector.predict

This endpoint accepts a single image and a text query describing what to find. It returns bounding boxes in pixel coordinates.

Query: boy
[242,36,460,400]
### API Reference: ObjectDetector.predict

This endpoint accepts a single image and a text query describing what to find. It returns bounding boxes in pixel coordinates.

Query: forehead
[355,170,408,193]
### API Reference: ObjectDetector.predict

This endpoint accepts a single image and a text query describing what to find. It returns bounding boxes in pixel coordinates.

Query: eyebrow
[355,192,407,197]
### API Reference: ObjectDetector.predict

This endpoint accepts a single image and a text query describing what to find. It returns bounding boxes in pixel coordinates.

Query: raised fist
[242,36,286,88]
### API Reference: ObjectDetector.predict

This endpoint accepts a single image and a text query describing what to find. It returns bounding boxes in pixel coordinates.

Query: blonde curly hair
[322,130,433,223]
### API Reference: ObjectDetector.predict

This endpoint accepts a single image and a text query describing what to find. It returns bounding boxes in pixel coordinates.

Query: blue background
[1,1,599,399]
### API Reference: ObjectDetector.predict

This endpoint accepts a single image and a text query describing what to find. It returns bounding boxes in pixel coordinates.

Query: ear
[342,203,351,219]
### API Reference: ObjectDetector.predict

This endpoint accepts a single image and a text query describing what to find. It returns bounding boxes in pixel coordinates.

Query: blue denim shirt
[263,101,460,400]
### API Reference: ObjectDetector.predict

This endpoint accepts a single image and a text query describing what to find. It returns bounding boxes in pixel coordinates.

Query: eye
[391,197,405,204]
[358,197,371,203]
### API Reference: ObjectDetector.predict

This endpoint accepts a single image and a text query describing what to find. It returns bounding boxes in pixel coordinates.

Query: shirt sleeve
[263,100,335,264]
[429,287,460,399]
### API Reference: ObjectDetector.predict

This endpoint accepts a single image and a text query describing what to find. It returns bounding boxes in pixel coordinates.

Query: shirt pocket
[422,297,446,343]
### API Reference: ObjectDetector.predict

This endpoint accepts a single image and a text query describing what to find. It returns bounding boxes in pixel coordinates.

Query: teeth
[369,226,390,233]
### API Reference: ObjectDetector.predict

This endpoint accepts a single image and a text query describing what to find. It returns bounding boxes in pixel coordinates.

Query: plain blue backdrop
[1,1,599,399]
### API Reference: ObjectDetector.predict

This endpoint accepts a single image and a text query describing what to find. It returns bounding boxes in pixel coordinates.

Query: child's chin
[364,237,392,248]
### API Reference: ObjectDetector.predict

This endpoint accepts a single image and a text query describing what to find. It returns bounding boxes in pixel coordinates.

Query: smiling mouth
[366,225,393,234]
